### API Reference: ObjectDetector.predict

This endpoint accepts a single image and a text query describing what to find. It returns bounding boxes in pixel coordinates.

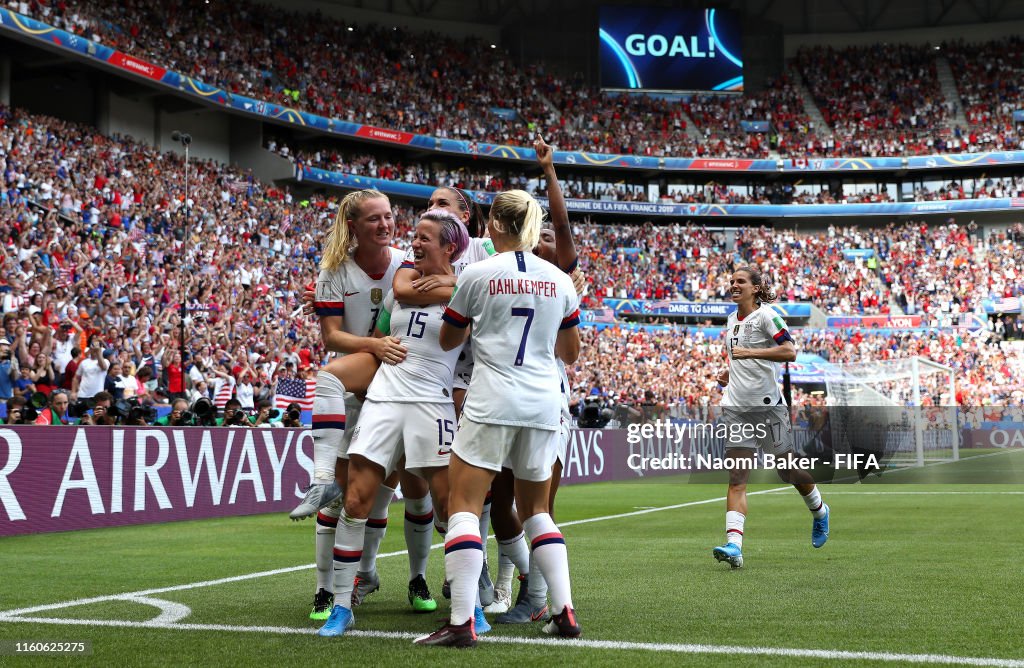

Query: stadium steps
[935,56,969,132]
[806,303,830,328]
[537,92,574,134]
[793,75,831,140]
[680,109,703,143]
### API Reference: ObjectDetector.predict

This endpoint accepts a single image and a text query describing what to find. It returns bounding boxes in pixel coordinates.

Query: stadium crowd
[574,219,1024,323]
[943,37,1024,146]
[569,325,1024,418]
[13,0,1024,159]
[0,100,1022,426]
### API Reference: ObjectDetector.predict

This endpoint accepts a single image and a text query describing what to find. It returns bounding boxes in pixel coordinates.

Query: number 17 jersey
[314,248,406,349]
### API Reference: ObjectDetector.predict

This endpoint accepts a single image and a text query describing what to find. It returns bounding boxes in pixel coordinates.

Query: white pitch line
[824,491,1024,495]
[120,597,192,624]
[0,487,790,619]
[2,616,1022,667]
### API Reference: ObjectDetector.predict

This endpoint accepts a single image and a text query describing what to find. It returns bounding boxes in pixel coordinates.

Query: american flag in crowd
[280,213,293,234]
[213,377,236,409]
[991,297,1021,313]
[586,308,617,324]
[128,225,144,242]
[54,266,73,287]
[275,377,316,411]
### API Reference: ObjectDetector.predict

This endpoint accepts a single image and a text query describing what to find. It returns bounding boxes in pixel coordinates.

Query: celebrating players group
[289,137,830,648]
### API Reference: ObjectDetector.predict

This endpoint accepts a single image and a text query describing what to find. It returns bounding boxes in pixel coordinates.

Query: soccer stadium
[1,0,1023,664]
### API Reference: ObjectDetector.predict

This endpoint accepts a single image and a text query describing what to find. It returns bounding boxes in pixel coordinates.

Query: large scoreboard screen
[599,7,743,92]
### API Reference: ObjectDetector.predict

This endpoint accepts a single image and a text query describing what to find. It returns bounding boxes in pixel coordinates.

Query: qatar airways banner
[0,427,676,536]
[0,427,315,537]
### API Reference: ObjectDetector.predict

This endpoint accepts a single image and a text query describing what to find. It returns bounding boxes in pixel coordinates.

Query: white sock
[359,484,394,573]
[332,510,367,610]
[404,494,434,580]
[312,371,346,480]
[497,531,530,576]
[315,506,339,593]
[527,547,548,608]
[444,511,482,626]
[479,491,492,568]
[523,513,572,615]
[496,553,515,592]
[726,510,745,548]
[802,486,827,518]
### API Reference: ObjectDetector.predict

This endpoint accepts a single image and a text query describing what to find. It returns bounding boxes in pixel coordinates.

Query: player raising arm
[318,209,470,637]
[415,190,582,648]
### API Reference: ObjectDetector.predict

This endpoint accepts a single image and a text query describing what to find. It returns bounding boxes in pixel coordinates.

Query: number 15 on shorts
[436,419,454,455]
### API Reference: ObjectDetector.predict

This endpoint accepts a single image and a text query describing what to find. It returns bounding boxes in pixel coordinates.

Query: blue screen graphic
[599,6,743,92]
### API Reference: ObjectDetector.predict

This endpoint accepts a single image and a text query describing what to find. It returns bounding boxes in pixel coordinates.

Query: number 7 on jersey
[511,307,535,367]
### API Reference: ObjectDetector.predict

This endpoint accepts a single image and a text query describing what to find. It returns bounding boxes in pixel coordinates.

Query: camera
[112,398,157,425]
[287,408,300,422]
[187,397,218,427]
[578,396,611,429]
[224,409,248,426]
[68,397,92,419]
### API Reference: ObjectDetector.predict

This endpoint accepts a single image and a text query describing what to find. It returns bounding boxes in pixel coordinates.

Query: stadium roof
[310,0,1024,34]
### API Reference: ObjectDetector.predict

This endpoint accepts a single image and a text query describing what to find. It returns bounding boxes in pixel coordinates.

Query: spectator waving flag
[213,376,236,409]
[275,377,316,411]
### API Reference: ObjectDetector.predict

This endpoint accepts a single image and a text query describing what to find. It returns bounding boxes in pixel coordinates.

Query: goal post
[824,356,959,467]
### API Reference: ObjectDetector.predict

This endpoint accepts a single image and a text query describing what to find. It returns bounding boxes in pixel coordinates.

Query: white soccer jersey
[452,237,496,386]
[455,237,495,272]
[443,251,580,430]
[722,304,793,408]
[314,248,406,349]
[366,290,463,403]
[558,359,571,422]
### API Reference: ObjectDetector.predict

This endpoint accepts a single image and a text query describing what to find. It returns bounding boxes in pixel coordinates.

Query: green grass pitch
[2,466,1024,667]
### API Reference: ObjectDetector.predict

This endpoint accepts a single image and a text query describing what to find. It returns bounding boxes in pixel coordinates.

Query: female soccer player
[415,190,582,648]
[318,209,470,636]
[491,136,579,622]
[292,189,411,621]
[712,266,830,569]
[294,186,492,613]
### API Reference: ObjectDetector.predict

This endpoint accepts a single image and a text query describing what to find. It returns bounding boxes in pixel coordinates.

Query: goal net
[824,357,959,467]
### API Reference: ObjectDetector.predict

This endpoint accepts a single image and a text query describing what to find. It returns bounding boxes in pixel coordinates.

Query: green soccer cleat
[407,574,438,613]
[309,588,334,621]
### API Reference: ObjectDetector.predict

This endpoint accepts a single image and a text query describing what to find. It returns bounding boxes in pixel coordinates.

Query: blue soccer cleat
[474,606,491,635]
[712,542,744,569]
[317,605,354,637]
[812,504,830,548]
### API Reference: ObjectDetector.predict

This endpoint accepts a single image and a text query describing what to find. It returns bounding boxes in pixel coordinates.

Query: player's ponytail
[736,265,777,304]
[489,190,543,251]
[321,189,388,272]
